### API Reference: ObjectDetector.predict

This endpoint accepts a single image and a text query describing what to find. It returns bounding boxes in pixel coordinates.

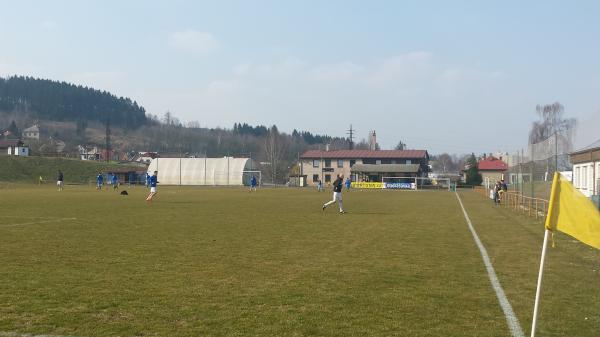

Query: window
[381,159,391,164]
[350,159,356,167]
[313,159,320,168]
[337,159,344,168]
[582,166,587,189]
[325,174,331,183]
[575,167,580,188]
[313,174,319,182]
[363,158,375,164]
[406,159,412,164]
[325,159,331,167]
[376,160,381,165]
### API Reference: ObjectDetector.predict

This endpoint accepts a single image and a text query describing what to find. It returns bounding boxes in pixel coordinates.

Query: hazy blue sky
[0,0,598,153]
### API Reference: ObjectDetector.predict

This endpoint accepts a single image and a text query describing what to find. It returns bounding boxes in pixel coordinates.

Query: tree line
[0,76,147,129]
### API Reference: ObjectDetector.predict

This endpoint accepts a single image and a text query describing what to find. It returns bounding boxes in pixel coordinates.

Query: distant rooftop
[301,149,428,159]
[478,156,508,171]
[571,139,600,154]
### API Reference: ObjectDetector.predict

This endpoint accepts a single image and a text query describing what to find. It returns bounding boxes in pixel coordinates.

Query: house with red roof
[300,149,429,186]
[477,156,508,184]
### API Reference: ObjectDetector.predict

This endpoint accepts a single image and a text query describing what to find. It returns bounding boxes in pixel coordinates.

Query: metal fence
[474,186,549,222]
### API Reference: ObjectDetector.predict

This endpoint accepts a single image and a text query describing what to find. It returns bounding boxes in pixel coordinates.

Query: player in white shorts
[322,174,345,214]
[146,171,159,203]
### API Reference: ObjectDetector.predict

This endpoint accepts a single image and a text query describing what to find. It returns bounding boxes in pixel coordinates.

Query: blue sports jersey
[149,175,158,187]
[112,175,118,183]
[97,175,103,183]
[251,177,257,186]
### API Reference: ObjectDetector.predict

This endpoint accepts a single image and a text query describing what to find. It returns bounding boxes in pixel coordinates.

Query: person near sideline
[56,170,64,191]
[112,174,119,190]
[317,179,323,192]
[345,177,351,191]
[96,173,104,190]
[322,174,345,214]
[146,171,159,203]
[499,179,507,201]
[146,173,151,187]
[250,175,258,192]
[493,181,501,205]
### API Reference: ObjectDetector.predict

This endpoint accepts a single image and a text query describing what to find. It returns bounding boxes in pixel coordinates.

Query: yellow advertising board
[351,182,383,189]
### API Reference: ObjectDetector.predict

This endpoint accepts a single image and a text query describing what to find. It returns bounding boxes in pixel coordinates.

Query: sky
[0,0,598,154]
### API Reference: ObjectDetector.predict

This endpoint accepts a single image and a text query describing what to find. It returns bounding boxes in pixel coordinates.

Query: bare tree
[432,153,456,173]
[354,138,370,150]
[263,125,289,184]
[529,102,576,144]
[394,140,407,150]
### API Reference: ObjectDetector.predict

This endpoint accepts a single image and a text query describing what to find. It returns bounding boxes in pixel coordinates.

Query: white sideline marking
[0,332,82,337]
[455,192,525,337]
[0,218,78,228]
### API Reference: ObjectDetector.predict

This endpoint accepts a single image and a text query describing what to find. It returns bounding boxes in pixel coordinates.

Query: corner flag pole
[530,172,559,337]
[530,229,550,337]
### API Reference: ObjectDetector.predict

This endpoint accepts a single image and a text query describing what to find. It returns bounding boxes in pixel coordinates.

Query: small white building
[570,139,600,197]
[0,139,29,156]
[22,125,40,140]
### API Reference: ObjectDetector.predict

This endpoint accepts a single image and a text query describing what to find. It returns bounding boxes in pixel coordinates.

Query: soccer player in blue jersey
[96,173,104,190]
[249,175,258,192]
[146,171,159,203]
[112,174,119,190]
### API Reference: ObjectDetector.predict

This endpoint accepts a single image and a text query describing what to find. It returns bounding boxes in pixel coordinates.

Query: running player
[322,174,345,214]
[112,174,119,190]
[96,173,104,190]
[56,170,64,191]
[146,171,158,203]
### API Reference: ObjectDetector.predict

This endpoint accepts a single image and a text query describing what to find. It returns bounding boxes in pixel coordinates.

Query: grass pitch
[1,186,599,337]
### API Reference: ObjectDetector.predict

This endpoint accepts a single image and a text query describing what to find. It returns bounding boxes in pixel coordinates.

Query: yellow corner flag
[545,172,600,249]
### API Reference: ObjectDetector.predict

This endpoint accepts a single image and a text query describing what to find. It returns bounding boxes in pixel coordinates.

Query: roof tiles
[301,149,428,159]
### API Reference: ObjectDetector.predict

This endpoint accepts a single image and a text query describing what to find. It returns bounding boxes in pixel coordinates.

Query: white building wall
[573,162,599,197]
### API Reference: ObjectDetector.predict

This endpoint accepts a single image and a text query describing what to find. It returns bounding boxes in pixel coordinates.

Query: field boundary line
[0,331,83,337]
[455,192,525,337]
[0,218,78,228]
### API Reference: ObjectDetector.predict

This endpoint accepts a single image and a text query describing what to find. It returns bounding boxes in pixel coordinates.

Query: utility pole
[347,124,355,150]
[531,144,535,199]
[554,131,558,173]
[105,117,111,163]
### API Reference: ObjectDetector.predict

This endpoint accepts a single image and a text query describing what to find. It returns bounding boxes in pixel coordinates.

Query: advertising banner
[384,182,416,190]
[352,182,384,189]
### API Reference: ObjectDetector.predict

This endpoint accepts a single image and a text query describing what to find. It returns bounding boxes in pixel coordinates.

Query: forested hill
[0,76,147,129]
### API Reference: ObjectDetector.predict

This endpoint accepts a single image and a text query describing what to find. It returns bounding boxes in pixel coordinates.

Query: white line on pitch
[0,331,83,337]
[455,192,525,337]
[0,218,78,228]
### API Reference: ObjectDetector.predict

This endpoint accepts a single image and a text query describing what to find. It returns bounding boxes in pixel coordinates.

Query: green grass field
[1,186,599,337]
[0,156,130,185]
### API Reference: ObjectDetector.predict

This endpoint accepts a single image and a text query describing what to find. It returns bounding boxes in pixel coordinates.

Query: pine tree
[465,153,482,185]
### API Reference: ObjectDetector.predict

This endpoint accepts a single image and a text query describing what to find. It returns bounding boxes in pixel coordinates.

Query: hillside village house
[300,149,429,186]
[570,139,600,198]
[0,139,29,156]
[22,125,40,140]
